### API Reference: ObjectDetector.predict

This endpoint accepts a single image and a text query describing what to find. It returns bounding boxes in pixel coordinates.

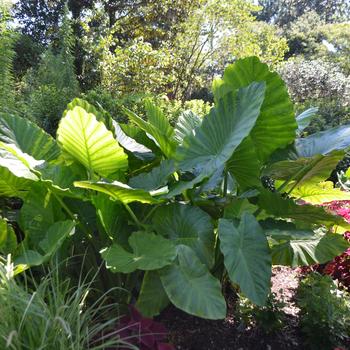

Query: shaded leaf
[15,220,75,266]
[152,203,215,268]
[159,245,226,320]
[219,213,271,305]
[136,271,169,317]
[0,218,17,254]
[128,160,174,191]
[101,232,177,273]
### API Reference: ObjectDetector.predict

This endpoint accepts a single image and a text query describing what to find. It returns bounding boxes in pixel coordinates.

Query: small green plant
[236,292,286,334]
[296,272,350,350]
[0,256,131,350]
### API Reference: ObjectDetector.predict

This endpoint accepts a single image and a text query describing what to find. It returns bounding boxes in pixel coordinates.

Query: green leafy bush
[236,292,286,334]
[296,273,350,350]
[1,57,350,321]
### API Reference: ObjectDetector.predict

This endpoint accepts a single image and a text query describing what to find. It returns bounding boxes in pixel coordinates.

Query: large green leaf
[0,113,60,161]
[290,181,350,205]
[219,213,271,306]
[136,271,169,317]
[258,190,350,231]
[57,106,128,178]
[64,98,116,135]
[128,160,174,191]
[0,166,34,198]
[101,232,177,273]
[271,233,350,267]
[174,111,202,145]
[15,220,75,266]
[159,245,226,320]
[19,184,65,245]
[296,124,350,157]
[123,101,177,158]
[214,57,297,163]
[113,120,154,160]
[226,137,262,189]
[0,143,42,179]
[296,107,318,132]
[92,193,125,239]
[177,82,265,186]
[74,180,162,204]
[152,203,215,268]
[265,152,343,186]
[0,218,17,254]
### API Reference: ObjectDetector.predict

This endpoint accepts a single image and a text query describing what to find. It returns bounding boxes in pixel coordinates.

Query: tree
[22,6,79,133]
[0,1,16,111]
[256,0,350,26]
[13,0,65,45]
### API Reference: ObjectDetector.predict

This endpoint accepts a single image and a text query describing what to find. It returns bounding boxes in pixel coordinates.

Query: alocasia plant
[0,57,350,321]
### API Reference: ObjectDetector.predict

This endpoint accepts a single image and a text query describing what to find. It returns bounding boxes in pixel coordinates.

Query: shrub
[296,272,350,350]
[279,59,350,132]
[236,292,286,334]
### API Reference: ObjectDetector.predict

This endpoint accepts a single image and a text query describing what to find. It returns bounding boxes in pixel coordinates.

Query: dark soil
[159,267,306,350]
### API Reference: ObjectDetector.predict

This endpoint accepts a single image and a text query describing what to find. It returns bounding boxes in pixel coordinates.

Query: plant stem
[124,203,142,229]
[142,204,160,224]
[223,169,228,197]
[52,192,76,221]
[51,191,90,237]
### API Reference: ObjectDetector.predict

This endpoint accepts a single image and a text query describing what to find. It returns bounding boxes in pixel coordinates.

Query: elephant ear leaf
[296,107,318,132]
[123,100,177,158]
[271,232,350,267]
[214,56,296,162]
[136,271,169,317]
[290,181,350,205]
[57,106,128,178]
[176,82,265,187]
[0,113,60,161]
[152,203,215,268]
[159,245,226,320]
[74,180,162,204]
[215,57,296,188]
[174,110,202,145]
[0,218,17,254]
[15,220,75,267]
[218,212,272,306]
[0,143,40,197]
[296,124,350,157]
[101,232,177,273]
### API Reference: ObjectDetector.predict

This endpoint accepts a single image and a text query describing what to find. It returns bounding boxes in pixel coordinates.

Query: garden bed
[160,267,304,350]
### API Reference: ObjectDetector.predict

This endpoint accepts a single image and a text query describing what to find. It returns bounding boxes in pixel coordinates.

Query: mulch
[159,267,306,350]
